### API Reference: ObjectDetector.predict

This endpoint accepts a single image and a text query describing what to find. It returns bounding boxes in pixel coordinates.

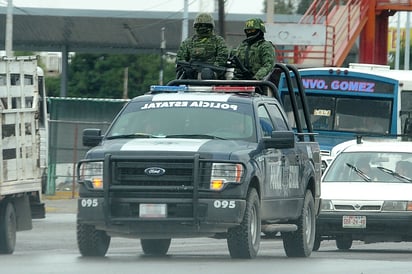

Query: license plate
[139,204,167,218]
[342,215,366,228]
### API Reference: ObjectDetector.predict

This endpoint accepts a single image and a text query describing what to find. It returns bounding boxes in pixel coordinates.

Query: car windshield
[105,99,257,142]
[323,151,412,183]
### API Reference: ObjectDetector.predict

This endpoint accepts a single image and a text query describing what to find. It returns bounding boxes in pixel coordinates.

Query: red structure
[278,0,412,67]
[361,0,412,65]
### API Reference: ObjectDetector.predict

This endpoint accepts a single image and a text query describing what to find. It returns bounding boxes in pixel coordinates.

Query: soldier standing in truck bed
[176,13,229,79]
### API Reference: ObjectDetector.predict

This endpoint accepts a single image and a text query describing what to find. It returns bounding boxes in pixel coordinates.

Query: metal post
[182,0,189,42]
[60,45,68,97]
[5,0,13,57]
[405,12,410,70]
[218,0,225,38]
[160,27,166,85]
[395,12,401,70]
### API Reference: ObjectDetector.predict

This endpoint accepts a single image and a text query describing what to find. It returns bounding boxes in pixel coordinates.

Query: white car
[314,139,412,251]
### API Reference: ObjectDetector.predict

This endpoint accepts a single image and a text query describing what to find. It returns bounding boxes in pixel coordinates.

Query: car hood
[86,138,256,160]
[321,182,412,201]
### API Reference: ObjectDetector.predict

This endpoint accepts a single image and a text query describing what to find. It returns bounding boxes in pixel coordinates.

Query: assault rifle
[176,61,229,80]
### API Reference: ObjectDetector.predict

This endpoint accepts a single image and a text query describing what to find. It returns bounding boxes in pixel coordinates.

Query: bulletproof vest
[189,36,218,64]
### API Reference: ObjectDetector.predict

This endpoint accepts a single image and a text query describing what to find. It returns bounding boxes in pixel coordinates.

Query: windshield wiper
[377,166,412,183]
[165,134,225,140]
[346,163,372,182]
[106,133,157,140]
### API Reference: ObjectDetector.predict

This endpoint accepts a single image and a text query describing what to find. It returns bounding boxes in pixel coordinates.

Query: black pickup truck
[76,65,321,259]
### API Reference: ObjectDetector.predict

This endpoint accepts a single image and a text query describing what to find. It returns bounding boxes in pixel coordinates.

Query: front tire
[0,201,17,254]
[77,222,111,257]
[140,239,171,256]
[282,190,316,257]
[227,188,260,259]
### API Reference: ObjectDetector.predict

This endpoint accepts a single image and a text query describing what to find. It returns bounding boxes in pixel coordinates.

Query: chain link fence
[46,97,129,195]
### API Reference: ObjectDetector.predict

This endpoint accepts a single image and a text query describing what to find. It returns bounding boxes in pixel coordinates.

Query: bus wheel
[0,201,17,254]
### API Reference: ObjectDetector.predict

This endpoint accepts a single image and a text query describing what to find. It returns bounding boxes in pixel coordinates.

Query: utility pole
[218,0,225,38]
[182,0,189,42]
[159,27,166,85]
[5,0,13,57]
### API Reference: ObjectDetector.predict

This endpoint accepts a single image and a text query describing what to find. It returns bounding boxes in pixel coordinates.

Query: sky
[9,0,266,14]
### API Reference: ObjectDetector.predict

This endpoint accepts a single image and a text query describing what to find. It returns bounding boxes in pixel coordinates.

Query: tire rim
[305,205,313,244]
[250,204,258,245]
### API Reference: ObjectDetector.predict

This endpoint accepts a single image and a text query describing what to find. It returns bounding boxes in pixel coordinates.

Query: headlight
[320,199,334,211]
[78,161,103,189]
[382,201,412,211]
[210,163,244,191]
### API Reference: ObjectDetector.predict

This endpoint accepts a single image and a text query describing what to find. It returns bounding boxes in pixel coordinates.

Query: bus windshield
[283,95,392,134]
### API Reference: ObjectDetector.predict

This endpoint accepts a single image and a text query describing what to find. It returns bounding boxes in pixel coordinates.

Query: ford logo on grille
[144,167,166,176]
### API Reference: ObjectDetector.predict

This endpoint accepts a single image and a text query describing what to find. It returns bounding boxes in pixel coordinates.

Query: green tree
[388,47,412,69]
[297,0,312,15]
[66,53,175,98]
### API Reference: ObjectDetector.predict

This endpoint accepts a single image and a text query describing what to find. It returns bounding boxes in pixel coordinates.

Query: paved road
[45,195,77,214]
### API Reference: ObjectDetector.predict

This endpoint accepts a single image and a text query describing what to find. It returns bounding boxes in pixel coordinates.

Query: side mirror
[82,128,102,147]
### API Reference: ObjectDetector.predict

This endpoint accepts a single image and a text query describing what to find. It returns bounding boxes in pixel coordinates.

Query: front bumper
[77,196,246,238]
[317,211,412,240]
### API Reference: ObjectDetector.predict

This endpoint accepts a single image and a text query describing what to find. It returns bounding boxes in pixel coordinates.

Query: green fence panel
[47,97,129,195]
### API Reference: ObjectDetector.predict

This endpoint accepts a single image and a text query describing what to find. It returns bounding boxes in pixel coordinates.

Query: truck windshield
[106,100,256,142]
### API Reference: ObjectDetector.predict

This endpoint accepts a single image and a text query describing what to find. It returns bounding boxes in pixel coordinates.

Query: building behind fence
[46,97,129,195]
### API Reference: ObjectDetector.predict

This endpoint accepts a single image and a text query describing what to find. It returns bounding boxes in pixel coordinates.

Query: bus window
[335,98,391,134]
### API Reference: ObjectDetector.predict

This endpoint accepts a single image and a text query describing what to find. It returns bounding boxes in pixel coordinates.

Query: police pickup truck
[76,68,321,259]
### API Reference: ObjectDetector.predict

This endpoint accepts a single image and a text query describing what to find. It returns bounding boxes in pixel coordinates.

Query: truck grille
[107,155,211,190]
[113,160,194,187]
[105,155,212,221]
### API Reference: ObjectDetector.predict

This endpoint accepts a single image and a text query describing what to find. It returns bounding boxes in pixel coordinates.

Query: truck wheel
[140,239,171,256]
[313,233,321,251]
[77,223,111,256]
[0,201,17,254]
[227,188,260,259]
[282,190,315,257]
[336,235,352,250]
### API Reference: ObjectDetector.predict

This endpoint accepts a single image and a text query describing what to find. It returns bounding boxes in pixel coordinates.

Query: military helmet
[244,18,266,32]
[194,13,215,28]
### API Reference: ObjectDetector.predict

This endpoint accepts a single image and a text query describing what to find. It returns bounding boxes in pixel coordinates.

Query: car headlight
[210,163,244,191]
[78,161,103,189]
[320,199,334,211]
[382,201,412,211]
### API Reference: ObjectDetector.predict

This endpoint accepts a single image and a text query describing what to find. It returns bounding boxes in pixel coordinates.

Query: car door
[264,102,302,218]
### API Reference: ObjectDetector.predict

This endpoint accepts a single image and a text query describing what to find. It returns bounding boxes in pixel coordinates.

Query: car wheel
[227,188,260,259]
[140,239,171,256]
[282,190,315,257]
[0,201,17,254]
[77,222,111,256]
[336,235,352,250]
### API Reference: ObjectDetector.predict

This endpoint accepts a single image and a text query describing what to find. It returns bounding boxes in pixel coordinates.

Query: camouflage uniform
[232,18,275,80]
[176,13,228,67]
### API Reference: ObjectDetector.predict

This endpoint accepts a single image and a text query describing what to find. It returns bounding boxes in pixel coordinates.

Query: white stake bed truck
[0,56,47,254]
